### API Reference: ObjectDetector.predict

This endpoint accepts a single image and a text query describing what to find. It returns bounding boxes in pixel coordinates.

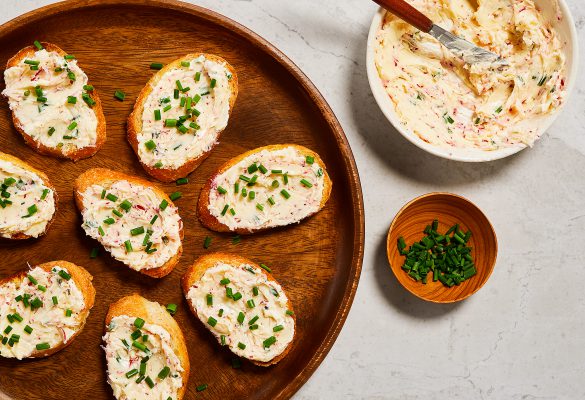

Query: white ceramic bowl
[366,1,579,162]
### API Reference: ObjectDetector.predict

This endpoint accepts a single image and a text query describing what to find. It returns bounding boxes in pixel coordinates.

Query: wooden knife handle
[372,0,433,33]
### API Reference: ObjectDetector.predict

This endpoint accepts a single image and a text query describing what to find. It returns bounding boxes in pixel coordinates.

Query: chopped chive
[286,309,294,316]
[207,294,213,306]
[217,186,227,194]
[248,163,258,174]
[113,209,123,218]
[239,175,250,183]
[207,317,217,327]
[89,248,99,259]
[120,200,132,211]
[221,204,229,216]
[130,226,145,236]
[33,40,43,50]
[145,376,155,389]
[273,325,284,332]
[249,324,259,330]
[67,121,77,131]
[267,196,275,205]
[256,203,264,211]
[67,71,76,81]
[52,296,58,305]
[148,214,158,225]
[83,84,94,91]
[263,336,277,348]
[195,72,201,81]
[258,164,268,174]
[166,303,177,315]
[220,278,230,285]
[169,192,181,201]
[145,140,156,151]
[247,299,255,308]
[197,384,208,392]
[126,369,139,378]
[58,270,71,280]
[64,54,75,60]
[260,263,272,273]
[163,104,172,112]
[232,292,242,301]
[220,335,226,345]
[306,155,315,164]
[176,178,188,185]
[36,96,47,103]
[283,173,289,184]
[98,226,105,236]
[134,318,145,329]
[165,119,177,127]
[114,90,125,101]
[272,169,281,174]
[237,312,245,324]
[131,329,142,340]
[40,188,50,200]
[210,79,217,88]
[47,127,55,136]
[37,285,46,292]
[124,240,133,252]
[237,342,246,350]
[280,189,291,199]
[103,217,115,225]
[300,179,313,188]
[24,59,40,66]
[67,96,77,104]
[158,366,170,380]
[154,162,163,169]
[27,274,38,285]
[106,193,118,202]
[150,62,164,70]
[159,199,169,211]
[253,287,259,296]
[203,236,212,249]
[24,325,33,334]
[36,342,50,350]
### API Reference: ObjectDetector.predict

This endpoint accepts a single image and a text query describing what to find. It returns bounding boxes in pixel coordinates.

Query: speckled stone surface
[1,1,584,399]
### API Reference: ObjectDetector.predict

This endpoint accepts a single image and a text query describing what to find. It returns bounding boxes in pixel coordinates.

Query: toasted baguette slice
[182,253,296,366]
[73,168,183,278]
[0,260,95,359]
[2,42,106,161]
[104,294,190,399]
[0,151,58,239]
[198,144,332,234]
[128,53,238,182]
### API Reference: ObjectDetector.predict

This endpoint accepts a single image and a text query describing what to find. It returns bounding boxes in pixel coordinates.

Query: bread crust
[181,252,296,366]
[105,294,190,399]
[0,260,95,358]
[4,42,106,161]
[0,151,58,240]
[73,168,183,278]
[127,53,238,182]
[197,144,332,234]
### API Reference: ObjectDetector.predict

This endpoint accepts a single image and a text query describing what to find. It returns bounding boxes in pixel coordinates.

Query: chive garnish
[256,203,264,211]
[114,90,125,101]
[130,226,145,236]
[169,192,181,201]
[220,335,226,345]
[166,303,177,315]
[273,325,284,332]
[27,274,38,285]
[207,294,213,306]
[64,54,75,60]
[280,189,291,199]
[66,121,77,131]
[98,226,105,236]
[286,310,294,316]
[300,179,313,188]
[220,278,230,285]
[124,240,133,252]
[176,178,188,185]
[150,62,164,70]
[52,296,58,305]
[126,369,139,378]
[113,209,123,218]
[197,384,208,392]
[67,96,77,104]
[83,85,94,91]
[232,292,242,301]
[58,270,71,280]
[246,299,255,308]
[145,140,156,151]
[41,188,50,200]
[263,336,277,348]
[253,287,259,296]
[36,342,50,350]
[158,366,170,380]
[267,196,275,205]
[210,79,217,88]
[195,72,201,81]
[145,376,155,389]
[103,217,115,225]
[207,317,217,327]
[106,193,118,202]
[154,162,163,169]
[120,200,132,211]
[24,325,33,334]
[159,199,168,211]
[33,40,43,50]
[163,104,172,112]
[37,285,46,292]
[237,342,246,350]
[306,155,315,164]
[260,263,272,273]
[165,119,177,127]
[237,312,245,324]
[24,59,40,66]
[217,186,227,194]
[221,204,229,216]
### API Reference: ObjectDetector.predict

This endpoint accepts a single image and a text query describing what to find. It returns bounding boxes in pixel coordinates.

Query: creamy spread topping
[208,147,325,231]
[103,315,184,400]
[0,266,85,359]
[2,48,99,155]
[375,0,566,149]
[186,262,295,362]
[138,55,232,169]
[79,180,182,271]
[0,159,55,238]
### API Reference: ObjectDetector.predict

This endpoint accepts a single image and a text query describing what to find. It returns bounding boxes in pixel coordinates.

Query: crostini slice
[2,41,106,161]
[198,144,332,234]
[74,168,183,278]
[0,260,95,359]
[128,53,238,182]
[182,253,296,366]
[0,151,57,239]
[103,294,190,400]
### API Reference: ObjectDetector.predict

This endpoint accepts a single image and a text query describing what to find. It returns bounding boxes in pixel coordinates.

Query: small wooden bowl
[387,193,497,303]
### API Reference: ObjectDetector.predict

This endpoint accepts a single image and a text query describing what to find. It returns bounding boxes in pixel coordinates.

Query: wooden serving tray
[0,1,364,399]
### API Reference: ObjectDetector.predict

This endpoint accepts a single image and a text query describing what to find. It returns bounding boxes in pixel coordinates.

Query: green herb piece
[300,179,313,188]
[176,178,188,185]
[203,236,212,249]
[114,90,126,101]
[145,140,156,151]
[150,62,164,70]
[166,304,177,315]
[169,192,181,201]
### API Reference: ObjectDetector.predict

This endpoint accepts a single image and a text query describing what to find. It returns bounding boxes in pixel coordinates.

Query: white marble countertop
[1,1,584,399]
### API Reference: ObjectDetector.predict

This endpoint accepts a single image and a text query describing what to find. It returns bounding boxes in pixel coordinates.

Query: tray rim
[0,0,365,398]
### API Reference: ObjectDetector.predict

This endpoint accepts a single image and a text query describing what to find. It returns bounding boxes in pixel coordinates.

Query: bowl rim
[386,192,498,303]
[366,0,580,162]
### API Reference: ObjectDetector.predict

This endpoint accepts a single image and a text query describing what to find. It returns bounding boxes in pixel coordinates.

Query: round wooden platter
[0,1,364,399]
